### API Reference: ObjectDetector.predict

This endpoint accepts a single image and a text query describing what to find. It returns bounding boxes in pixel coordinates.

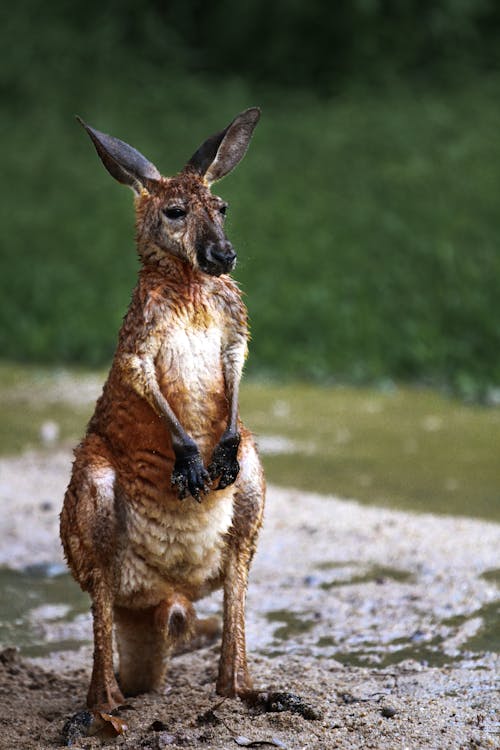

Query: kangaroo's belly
[116,485,234,606]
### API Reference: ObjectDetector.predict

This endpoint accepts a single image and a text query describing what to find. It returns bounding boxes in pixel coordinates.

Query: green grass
[1,56,500,394]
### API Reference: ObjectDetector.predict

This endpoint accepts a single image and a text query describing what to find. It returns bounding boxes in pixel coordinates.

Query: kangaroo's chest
[158,323,224,387]
[154,304,229,443]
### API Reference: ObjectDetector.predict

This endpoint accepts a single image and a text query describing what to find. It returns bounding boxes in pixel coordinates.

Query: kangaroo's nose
[197,238,237,276]
[207,242,236,268]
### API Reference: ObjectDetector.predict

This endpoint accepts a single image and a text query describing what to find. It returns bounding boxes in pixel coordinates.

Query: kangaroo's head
[77,109,260,276]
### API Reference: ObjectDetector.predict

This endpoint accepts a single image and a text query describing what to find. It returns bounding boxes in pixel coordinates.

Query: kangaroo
[60,108,265,713]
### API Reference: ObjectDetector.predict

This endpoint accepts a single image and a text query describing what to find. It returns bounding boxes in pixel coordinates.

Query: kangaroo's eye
[163,207,186,220]
[219,204,228,217]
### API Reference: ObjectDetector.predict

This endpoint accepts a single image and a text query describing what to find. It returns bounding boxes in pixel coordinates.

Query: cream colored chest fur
[158,322,224,392]
[117,487,234,605]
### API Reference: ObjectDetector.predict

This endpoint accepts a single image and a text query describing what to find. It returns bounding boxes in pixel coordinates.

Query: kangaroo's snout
[197,239,237,276]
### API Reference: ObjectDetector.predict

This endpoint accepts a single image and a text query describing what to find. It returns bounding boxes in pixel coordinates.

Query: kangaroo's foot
[86,677,125,714]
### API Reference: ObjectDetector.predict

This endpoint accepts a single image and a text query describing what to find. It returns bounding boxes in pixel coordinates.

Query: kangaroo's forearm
[120,353,193,450]
[227,379,240,434]
[120,352,209,500]
[222,340,247,435]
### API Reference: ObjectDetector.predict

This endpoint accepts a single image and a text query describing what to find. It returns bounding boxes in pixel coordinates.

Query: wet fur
[60,115,264,711]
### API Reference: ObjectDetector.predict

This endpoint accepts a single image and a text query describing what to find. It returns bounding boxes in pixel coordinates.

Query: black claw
[187,468,197,490]
[171,443,211,502]
[217,468,236,490]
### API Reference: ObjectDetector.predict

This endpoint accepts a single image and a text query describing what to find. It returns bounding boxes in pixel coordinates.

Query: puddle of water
[0,566,91,657]
[3,372,499,522]
[262,562,500,668]
[462,601,500,653]
[332,643,459,669]
[264,613,460,668]
[315,560,358,571]
[320,565,414,590]
[441,599,500,654]
[240,383,500,523]
[266,618,496,669]
[481,568,500,584]
[2,559,498,667]
[266,610,318,641]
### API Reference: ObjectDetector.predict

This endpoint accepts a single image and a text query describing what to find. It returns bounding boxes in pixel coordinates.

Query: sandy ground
[0,448,499,749]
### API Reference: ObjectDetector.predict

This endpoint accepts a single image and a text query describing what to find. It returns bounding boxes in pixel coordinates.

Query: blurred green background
[1,1,500,399]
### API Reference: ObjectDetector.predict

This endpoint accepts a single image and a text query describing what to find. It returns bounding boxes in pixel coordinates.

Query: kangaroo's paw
[208,430,240,489]
[171,448,210,502]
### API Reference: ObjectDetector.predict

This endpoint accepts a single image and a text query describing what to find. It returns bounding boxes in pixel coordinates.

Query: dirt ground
[0,449,499,749]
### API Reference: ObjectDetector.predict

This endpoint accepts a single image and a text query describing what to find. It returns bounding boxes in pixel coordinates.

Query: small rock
[410,629,426,643]
[149,720,169,732]
[303,575,320,586]
[196,708,221,726]
[244,690,321,720]
[40,420,60,446]
[0,647,20,665]
[61,710,93,746]
[40,500,53,512]
[339,692,357,704]
[381,705,398,718]
[157,732,176,747]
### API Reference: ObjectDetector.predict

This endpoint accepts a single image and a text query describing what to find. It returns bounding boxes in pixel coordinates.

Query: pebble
[381,705,398,718]
[39,420,60,446]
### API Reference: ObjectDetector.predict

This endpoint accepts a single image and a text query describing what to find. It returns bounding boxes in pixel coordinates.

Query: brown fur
[60,115,264,711]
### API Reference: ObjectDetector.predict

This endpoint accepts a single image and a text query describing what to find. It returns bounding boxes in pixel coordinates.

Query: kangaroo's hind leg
[217,434,265,697]
[60,449,125,711]
[87,573,125,710]
[114,594,196,696]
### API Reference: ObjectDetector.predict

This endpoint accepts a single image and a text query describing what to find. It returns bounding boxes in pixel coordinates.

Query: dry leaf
[98,712,129,735]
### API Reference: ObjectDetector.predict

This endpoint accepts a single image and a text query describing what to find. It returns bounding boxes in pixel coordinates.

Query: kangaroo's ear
[185,107,261,185]
[76,116,161,193]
